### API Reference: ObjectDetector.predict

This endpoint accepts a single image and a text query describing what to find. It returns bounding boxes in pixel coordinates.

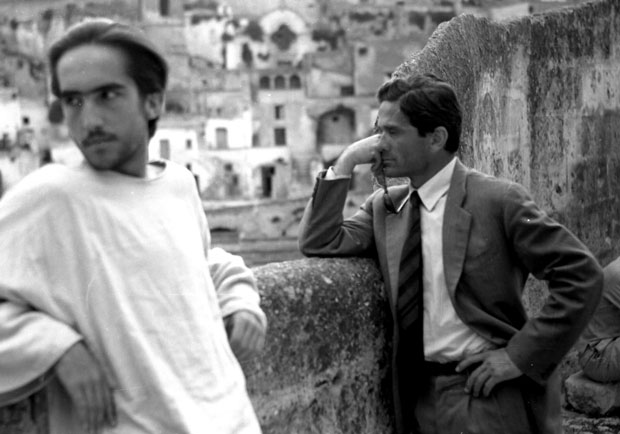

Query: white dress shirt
[416,158,494,362]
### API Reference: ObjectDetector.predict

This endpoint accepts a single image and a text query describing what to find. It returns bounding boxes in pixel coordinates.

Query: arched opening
[289,74,301,89]
[274,75,286,89]
[259,76,270,89]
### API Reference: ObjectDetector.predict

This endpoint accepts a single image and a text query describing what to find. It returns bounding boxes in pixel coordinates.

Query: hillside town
[0,0,587,246]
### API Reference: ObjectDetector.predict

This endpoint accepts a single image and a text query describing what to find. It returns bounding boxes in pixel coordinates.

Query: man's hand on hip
[224,310,266,364]
[456,348,522,398]
[55,341,117,433]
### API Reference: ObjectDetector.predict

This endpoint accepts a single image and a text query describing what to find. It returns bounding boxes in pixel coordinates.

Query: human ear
[430,126,448,151]
[143,92,164,120]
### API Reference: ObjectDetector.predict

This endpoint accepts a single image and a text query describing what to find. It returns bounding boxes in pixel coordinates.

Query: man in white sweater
[0,19,266,434]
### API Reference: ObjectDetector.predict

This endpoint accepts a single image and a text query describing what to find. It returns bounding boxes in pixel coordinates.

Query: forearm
[298,174,375,257]
[0,301,82,394]
[209,247,266,328]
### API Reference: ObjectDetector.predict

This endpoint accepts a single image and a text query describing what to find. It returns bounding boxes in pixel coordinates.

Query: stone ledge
[563,409,620,434]
[565,371,620,416]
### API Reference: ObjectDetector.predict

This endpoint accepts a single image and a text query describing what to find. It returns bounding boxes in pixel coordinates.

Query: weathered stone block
[565,371,620,416]
[247,257,395,433]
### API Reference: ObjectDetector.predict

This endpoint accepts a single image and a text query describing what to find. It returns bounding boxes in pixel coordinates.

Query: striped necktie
[396,191,423,332]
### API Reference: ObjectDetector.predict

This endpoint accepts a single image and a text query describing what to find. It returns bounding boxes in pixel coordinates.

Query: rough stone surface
[565,371,620,416]
[563,409,620,434]
[247,258,394,433]
[398,0,620,273]
[0,392,47,434]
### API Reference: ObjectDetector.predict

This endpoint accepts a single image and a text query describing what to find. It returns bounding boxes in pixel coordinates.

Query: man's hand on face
[333,134,382,177]
[55,341,117,433]
[456,348,523,398]
[224,310,266,364]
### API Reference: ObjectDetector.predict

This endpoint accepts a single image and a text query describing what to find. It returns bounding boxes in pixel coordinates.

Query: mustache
[82,132,117,147]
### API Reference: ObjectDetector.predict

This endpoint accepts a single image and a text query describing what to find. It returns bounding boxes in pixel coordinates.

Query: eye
[100,89,120,100]
[61,95,82,108]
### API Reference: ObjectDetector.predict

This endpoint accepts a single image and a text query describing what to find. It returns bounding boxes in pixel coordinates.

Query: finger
[457,353,484,373]
[482,375,499,398]
[466,368,490,398]
[254,329,266,353]
[472,370,491,398]
[77,384,96,434]
[464,364,486,394]
[243,321,266,353]
[88,382,105,433]
[103,385,117,427]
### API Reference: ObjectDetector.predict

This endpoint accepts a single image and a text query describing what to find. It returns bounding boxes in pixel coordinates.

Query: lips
[82,136,116,148]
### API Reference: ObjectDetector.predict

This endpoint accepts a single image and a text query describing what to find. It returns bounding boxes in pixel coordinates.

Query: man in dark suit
[298,73,603,434]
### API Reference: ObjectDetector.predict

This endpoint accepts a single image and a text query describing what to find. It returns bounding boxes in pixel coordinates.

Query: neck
[410,153,455,188]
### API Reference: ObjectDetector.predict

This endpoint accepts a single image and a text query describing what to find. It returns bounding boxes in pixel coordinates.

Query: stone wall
[247,258,394,433]
[3,0,620,432]
[398,0,620,270]
[396,0,620,317]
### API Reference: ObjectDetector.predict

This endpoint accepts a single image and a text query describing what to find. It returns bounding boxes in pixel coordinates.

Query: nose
[377,133,388,152]
[80,98,104,130]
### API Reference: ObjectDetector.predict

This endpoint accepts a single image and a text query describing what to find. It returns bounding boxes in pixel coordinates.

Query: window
[261,166,275,197]
[289,74,301,89]
[160,0,170,16]
[358,47,368,56]
[274,75,286,89]
[340,85,354,96]
[186,139,192,150]
[216,128,228,149]
[259,76,270,89]
[274,105,284,120]
[274,128,286,146]
[159,139,170,159]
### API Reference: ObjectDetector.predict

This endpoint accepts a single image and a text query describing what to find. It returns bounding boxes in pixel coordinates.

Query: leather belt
[423,361,461,376]
[423,360,482,376]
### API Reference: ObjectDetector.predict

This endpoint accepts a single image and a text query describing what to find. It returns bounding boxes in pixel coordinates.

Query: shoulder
[161,160,195,184]
[464,167,532,205]
[3,164,77,201]
[0,164,80,221]
[159,160,202,204]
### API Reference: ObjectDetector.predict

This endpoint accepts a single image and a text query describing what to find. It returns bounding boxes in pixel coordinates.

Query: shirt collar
[409,157,457,211]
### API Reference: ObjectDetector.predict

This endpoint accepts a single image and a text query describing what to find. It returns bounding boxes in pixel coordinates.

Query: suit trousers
[413,371,560,434]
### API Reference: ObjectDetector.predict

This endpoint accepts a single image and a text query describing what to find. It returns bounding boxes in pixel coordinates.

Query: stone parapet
[565,371,620,416]
[247,258,394,433]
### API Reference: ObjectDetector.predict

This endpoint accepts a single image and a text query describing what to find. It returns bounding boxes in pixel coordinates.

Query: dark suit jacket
[298,159,603,434]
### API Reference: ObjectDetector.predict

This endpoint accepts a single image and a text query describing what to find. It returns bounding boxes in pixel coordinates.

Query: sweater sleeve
[0,169,83,396]
[208,247,267,330]
[0,301,81,398]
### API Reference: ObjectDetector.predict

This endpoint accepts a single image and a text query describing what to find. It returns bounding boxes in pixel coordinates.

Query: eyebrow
[59,83,125,99]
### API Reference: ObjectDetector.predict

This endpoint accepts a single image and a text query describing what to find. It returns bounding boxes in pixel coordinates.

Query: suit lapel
[443,160,472,297]
[382,185,412,310]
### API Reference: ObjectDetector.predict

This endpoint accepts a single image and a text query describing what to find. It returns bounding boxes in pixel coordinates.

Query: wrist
[333,157,355,177]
